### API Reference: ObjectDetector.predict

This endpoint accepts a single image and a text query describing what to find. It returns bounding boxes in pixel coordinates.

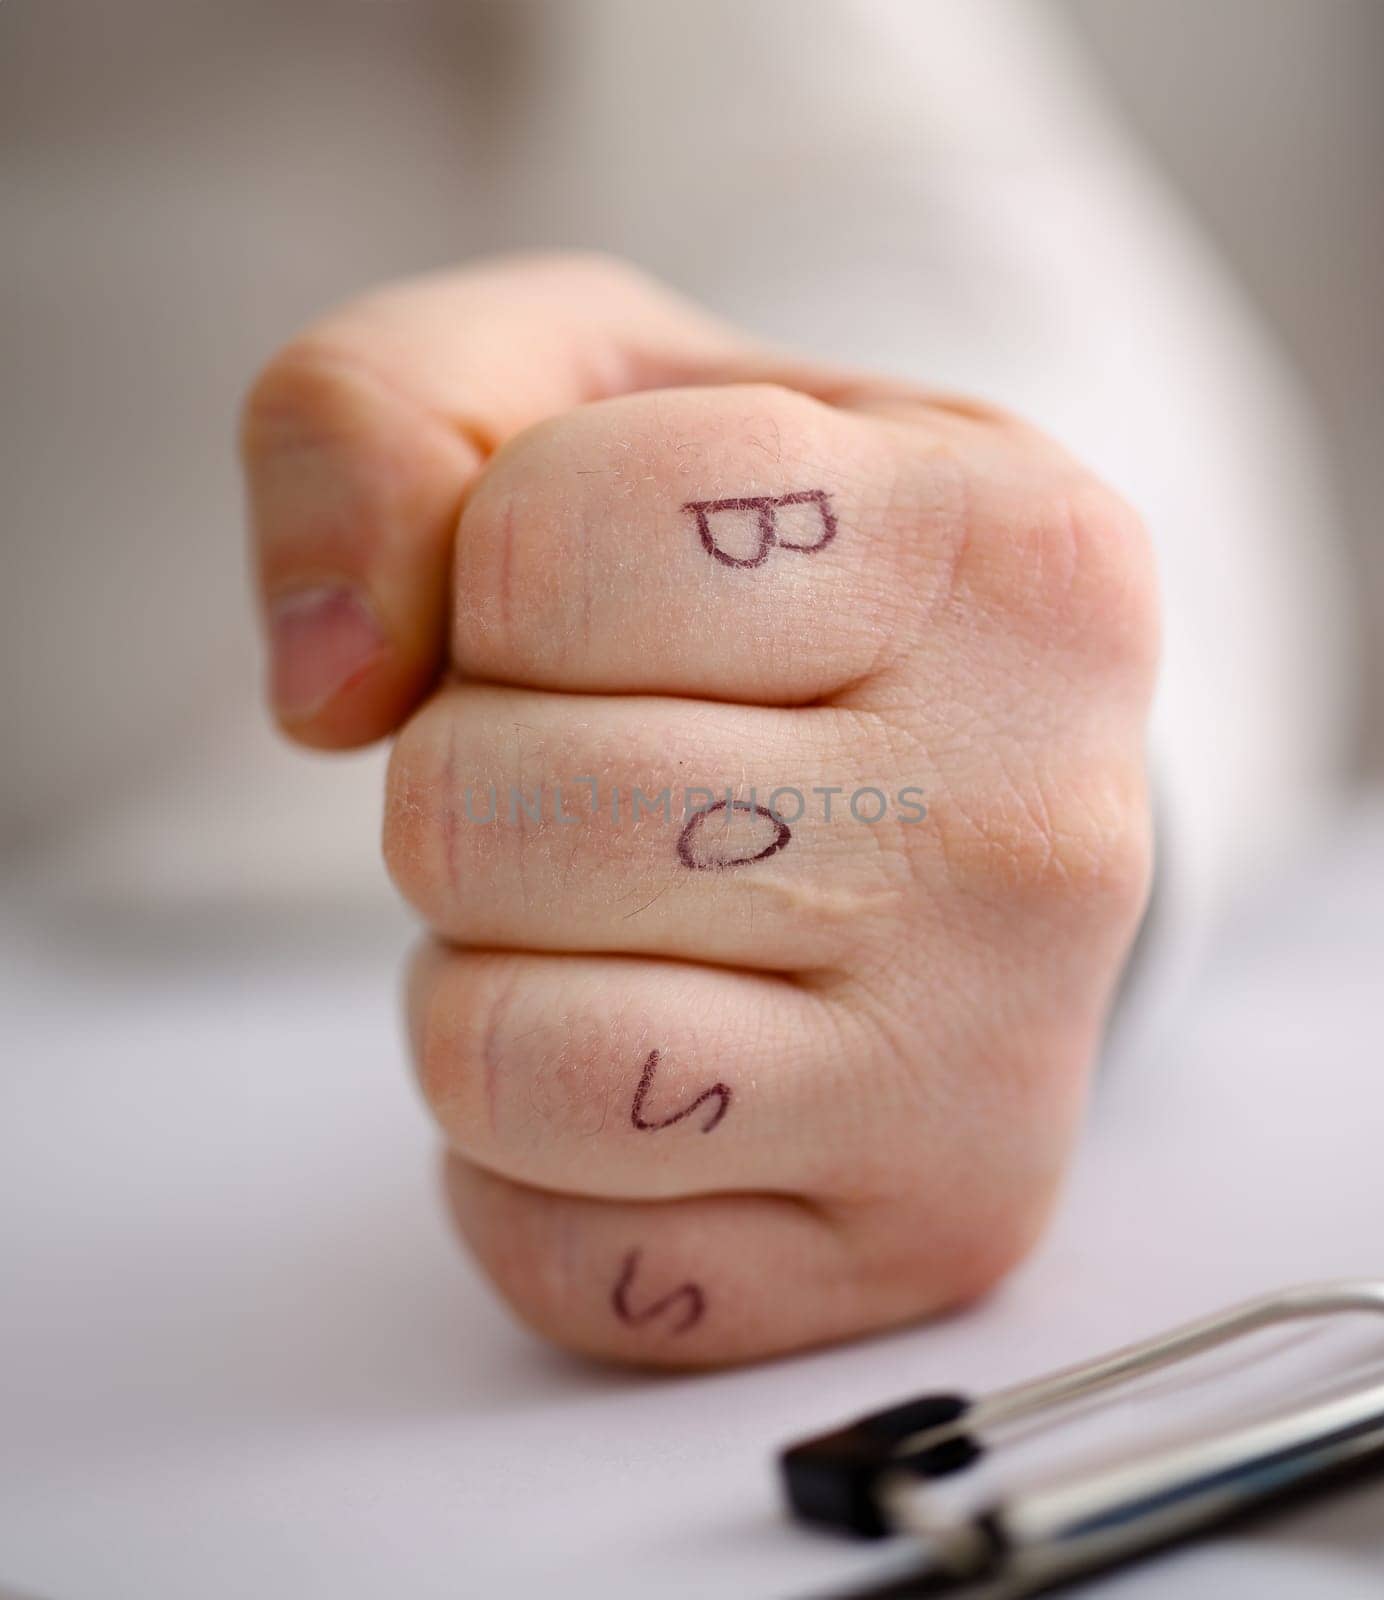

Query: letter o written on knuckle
[676,799,792,871]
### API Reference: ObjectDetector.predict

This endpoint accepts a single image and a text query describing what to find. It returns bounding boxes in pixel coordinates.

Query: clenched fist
[242,254,1157,1367]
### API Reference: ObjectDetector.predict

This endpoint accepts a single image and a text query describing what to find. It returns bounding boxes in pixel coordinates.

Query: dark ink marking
[611,1248,705,1335]
[631,1050,731,1133]
[685,497,777,568]
[770,489,840,551]
[683,489,838,569]
[676,798,792,871]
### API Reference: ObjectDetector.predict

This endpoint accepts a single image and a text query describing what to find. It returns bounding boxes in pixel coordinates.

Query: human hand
[242,254,1156,1367]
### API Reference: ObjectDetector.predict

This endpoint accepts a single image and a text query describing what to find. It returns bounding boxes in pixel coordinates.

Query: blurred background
[1069,0,1384,769]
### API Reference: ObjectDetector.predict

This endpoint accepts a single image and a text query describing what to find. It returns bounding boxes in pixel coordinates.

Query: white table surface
[3,799,1384,1600]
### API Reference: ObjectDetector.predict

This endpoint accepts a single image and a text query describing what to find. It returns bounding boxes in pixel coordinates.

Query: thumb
[240,253,748,749]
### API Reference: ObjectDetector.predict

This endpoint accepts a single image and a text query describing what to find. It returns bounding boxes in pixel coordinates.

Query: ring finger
[407,944,902,1203]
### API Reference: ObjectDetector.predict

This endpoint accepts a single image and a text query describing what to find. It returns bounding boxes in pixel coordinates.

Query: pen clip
[782,1278,1384,1540]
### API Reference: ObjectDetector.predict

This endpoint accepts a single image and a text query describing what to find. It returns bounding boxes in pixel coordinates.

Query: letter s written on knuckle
[611,1249,706,1335]
[630,1050,731,1133]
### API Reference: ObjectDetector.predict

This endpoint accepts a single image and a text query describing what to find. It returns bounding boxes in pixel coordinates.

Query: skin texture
[241,253,1158,1369]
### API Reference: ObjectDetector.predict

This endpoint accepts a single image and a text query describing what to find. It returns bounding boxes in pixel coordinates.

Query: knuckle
[859,1035,1087,1312]
[944,758,1153,916]
[1060,478,1160,667]
[971,468,1160,674]
[861,1168,1055,1317]
[945,1181,1060,1304]
[945,1180,1057,1305]
[1036,766,1152,917]
[1067,487,1157,660]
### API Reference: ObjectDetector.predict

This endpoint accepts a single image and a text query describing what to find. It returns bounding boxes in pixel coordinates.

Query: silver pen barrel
[881,1376,1384,1591]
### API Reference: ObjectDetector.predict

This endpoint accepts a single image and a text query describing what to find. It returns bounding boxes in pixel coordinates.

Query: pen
[867,1374,1384,1594]
[784,1279,1384,1596]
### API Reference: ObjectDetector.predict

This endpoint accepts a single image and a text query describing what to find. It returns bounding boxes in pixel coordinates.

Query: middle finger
[384,683,924,972]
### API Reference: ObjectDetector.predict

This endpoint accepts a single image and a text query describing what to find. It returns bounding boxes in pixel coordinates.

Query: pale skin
[241,253,1158,1368]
